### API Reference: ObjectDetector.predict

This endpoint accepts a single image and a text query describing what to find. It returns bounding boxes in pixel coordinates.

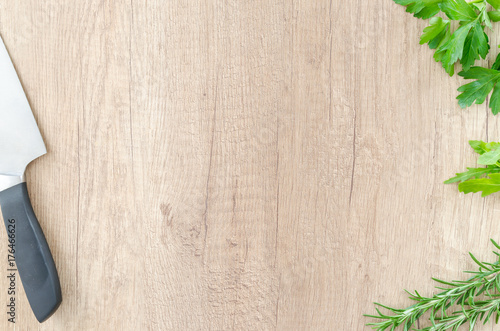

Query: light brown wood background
[0,0,498,330]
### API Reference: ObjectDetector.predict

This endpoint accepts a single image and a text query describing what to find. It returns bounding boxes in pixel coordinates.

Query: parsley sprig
[394,0,500,114]
[445,140,500,196]
[365,240,500,330]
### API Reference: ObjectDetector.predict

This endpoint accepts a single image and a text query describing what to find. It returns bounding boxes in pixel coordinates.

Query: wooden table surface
[1,1,499,330]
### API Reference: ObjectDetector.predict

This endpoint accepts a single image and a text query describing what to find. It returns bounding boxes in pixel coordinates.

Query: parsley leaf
[437,22,479,74]
[490,84,500,114]
[439,0,477,21]
[469,140,488,154]
[420,17,450,49]
[433,28,454,75]
[487,0,500,10]
[457,67,500,112]
[394,0,443,19]
[394,0,494,77]
[469,139,500,154]
[475,2,493,29]
[393,0,500,114]
[492,52,500,70]
[489,10,500,22]
[460,22,489,71]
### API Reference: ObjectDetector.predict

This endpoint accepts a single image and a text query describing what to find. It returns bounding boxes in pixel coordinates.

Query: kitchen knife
[0,35,61,322]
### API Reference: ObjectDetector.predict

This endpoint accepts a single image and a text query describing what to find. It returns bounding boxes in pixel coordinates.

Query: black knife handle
[0,182,61,322]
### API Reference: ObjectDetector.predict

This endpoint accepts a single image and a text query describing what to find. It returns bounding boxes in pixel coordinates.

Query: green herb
[457,63,500,114]
[365,239,500,330]
[445,140,500,196]
[392,0,500,114]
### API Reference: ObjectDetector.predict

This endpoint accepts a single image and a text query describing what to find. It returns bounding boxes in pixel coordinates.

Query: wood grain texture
[0,0,497,330]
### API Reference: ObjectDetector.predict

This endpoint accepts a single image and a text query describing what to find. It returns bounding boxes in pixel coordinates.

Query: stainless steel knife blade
[0,34,61,323]
[0,35,46,177]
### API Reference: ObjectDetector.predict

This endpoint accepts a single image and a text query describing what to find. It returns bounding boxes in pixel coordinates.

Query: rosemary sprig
[365,239,500,330]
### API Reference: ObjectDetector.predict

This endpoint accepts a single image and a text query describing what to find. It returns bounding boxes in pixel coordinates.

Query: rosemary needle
[365,239,500,331]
